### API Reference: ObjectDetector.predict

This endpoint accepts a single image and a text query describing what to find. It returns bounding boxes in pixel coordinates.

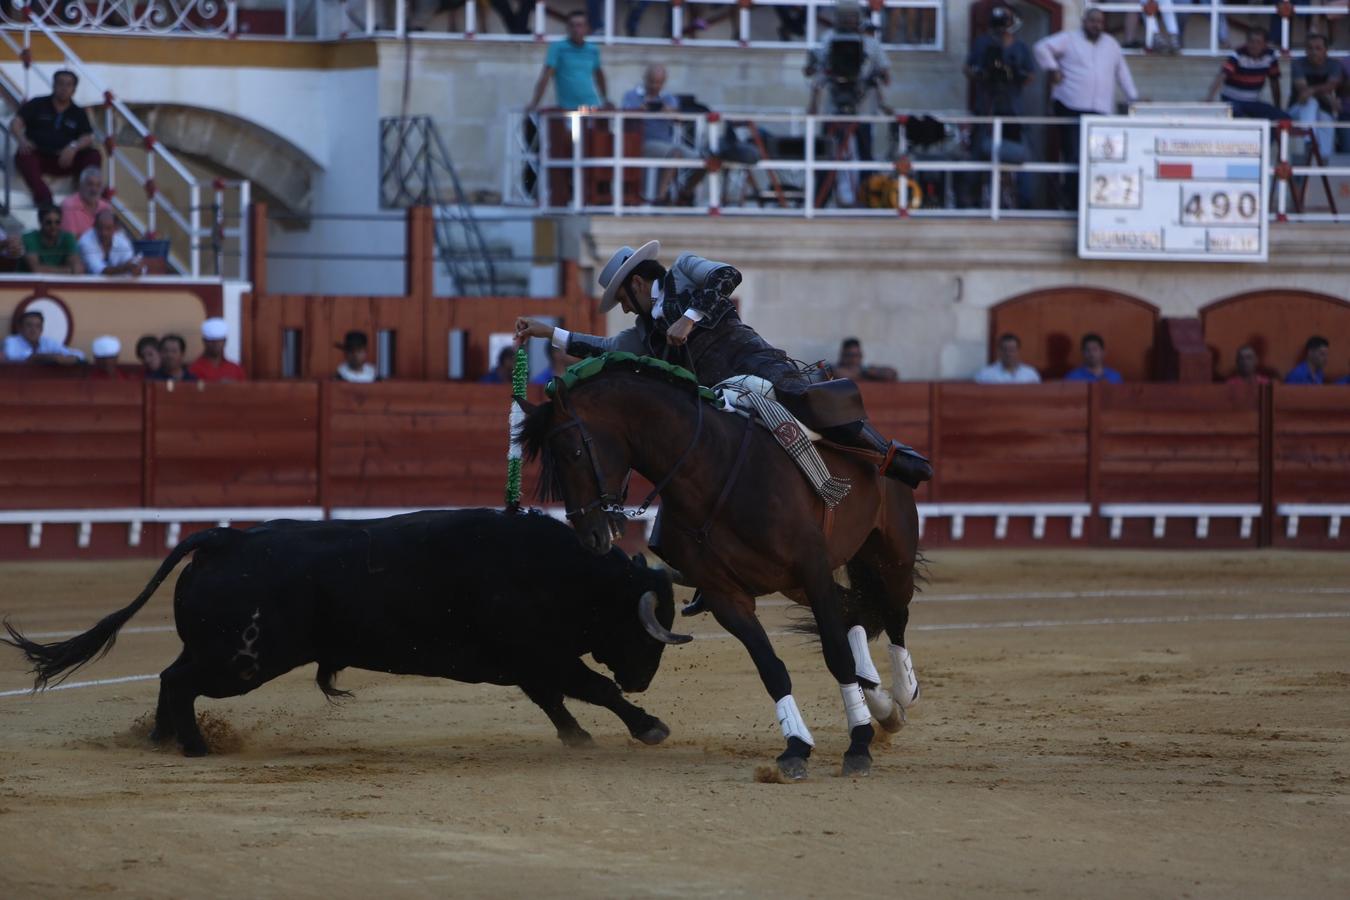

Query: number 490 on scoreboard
[1179,188,1260,226]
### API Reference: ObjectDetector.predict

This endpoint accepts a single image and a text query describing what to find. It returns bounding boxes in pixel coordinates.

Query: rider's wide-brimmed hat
[597,240,660,313]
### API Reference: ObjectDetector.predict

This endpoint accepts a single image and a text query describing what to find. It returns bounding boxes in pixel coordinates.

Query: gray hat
[597,240,660,313]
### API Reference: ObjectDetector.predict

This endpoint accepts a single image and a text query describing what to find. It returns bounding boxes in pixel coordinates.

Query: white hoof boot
[889,644,920,710]
[864,686,905,732]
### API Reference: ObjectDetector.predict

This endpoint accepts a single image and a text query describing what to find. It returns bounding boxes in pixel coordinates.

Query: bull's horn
[638,591,692,645]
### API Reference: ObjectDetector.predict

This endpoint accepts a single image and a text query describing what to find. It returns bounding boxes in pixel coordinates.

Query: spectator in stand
[480,345,516,383]
[1285,335,1330,385]
[834,336,898,381]
[60,166,111,239]
[0,210,24,269]
[80,210,144,277]
[1226,345,1270,385]
[335,330,379,383]
[530,342,576,385]
[1339,54,1350,153]
[9,70,101,209]
[22,205,84,274]
[806,2,891,159]
[1034,8,1138,209]
[1289,34,1341,163]
[188,318,246,382]
[150,334,195,382]
[975,332,1041,383]
[2,310,84,365]
[1122,0,1192,53]
[964,5,1037,209]
[621,65,692,205]
[1063,332,1123,383]
[135,334,161,379]
[526,11,610,112]
[1205,27,1284,120]
[88,335,129,380]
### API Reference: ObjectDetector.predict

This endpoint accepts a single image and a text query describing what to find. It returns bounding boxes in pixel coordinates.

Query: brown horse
[520,357,923,780]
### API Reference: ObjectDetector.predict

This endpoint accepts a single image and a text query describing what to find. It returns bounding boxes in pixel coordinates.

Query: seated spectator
[1285,335,1330,385]
[834,336,898,381]
[0,208,25,268]
[188,318,246,382]
[135,334,161,379]
[79,209,144,277]
[60,166,111,238]
[22,205,84,274]
[88,335,129,380]
[1288,34,1341,163]
[9,69,102,209]
[530,342,576,385]
[335,330,379,383]
[1205,27,1284,120]
[148,334,195,382]
[2,310,84,365]
[1339,54,1350,154]
[1063,333,1123,383]
[975,332,1041,384]
[480,346,516,383]
[1226,345,1270,385]
[621,65,692,205]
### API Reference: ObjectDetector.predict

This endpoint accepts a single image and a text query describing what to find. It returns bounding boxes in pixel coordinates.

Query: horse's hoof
[560,729,595,748]
[777,753,809,781]
[635,719,671,745]
[876,704,906,733]
[841,752,872,778]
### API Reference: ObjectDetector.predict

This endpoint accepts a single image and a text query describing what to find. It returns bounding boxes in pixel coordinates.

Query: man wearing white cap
[89,334,128,380]
[515,241,931,488]
[187,317,246,382]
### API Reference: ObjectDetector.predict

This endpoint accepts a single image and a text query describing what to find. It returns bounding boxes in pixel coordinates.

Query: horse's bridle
[548,381,705,524]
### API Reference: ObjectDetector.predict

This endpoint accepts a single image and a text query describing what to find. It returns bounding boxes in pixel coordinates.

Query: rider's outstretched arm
[555,325,646,358]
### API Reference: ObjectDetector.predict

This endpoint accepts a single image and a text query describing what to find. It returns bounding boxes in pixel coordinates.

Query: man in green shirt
[527,11,609,111]
[22,204,84,274]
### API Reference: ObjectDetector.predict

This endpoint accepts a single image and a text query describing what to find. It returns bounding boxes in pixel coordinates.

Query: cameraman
[963,5,1036,208]
[806,3,890,160]
[621,64,691,205]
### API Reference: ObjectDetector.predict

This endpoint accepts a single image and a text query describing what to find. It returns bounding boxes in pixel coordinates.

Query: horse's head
[518,383,631,555]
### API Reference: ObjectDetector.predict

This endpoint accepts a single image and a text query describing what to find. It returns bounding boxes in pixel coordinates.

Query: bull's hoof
[149,725,175,745]
[560,729,595,748]
[634,719,671,745]
[180,740,210,757]
[841,751,872,778]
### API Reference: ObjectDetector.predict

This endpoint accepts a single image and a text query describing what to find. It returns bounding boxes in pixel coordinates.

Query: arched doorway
[990,286,1160,380]
[1201,290,1350,382]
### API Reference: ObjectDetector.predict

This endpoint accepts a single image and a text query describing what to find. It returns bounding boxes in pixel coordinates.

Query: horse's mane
[516,353,713,503]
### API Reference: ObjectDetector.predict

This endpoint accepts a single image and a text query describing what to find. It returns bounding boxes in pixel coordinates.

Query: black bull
[4,509,688,756]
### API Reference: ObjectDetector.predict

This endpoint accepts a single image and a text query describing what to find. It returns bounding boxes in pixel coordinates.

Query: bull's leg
[707,594,813,780]
[150,650,189,745]
[520,682,593,748]
[158,655,208,757]
[803,568,875,777]
[556,659,670,745]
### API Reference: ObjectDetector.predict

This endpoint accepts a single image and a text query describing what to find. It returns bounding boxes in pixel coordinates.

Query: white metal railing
[1086,2,1350,56]
[506,108,1350,221]
[0,14,250,277]
[2,0,944,49]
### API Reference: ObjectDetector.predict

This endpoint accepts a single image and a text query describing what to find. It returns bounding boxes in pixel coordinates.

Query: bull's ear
[631,552,648,568]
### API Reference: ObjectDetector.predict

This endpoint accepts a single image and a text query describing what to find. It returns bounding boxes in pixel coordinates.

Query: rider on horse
[515,240,932,488]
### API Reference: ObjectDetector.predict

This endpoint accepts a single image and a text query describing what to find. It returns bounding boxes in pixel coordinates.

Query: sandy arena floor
[1,550,1348,899]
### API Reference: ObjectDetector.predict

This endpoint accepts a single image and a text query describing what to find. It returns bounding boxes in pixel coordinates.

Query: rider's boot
[855,422,933,489]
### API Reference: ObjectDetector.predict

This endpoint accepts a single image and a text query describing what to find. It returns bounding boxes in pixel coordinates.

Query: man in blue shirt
[1063,332,1123,383]
[1285,335,1329,385]
[527,11,609,111]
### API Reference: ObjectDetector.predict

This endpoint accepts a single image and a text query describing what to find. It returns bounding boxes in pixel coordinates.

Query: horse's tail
[787,548,928,640]
[2,528,225,690]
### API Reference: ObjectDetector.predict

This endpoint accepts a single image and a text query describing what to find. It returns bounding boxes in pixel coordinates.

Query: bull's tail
[2,529,225,690]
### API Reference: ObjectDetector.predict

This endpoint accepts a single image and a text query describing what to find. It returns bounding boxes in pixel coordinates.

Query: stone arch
[125,103,321,217]
[1201,290,1350,382]
[990,286,1160,380]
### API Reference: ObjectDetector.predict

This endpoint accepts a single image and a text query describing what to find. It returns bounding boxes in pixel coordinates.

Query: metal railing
[0,0,237,35]
[0,13,250,277]
[506,108,1350,222]
[1086,2,1350,56]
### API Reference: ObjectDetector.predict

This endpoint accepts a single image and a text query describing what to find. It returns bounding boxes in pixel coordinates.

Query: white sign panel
[1077,116,1269,263]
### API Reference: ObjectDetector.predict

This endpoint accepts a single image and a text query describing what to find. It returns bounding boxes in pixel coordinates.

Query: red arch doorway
[989,286,1160,381]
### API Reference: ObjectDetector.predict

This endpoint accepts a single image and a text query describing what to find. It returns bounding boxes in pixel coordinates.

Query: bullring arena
[3,550,1349,896]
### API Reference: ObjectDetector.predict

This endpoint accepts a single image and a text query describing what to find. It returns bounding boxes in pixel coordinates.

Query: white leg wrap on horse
[862,685,896,722]
[775,694,815,747]
[847,625,882,686]
[889,644,920,709]
[840,682,871,729]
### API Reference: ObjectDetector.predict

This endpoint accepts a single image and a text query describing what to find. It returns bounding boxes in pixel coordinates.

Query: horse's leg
[707,593,814,780]
[801,564,876,777]
[844,547,905,734]
[874,486,922,713]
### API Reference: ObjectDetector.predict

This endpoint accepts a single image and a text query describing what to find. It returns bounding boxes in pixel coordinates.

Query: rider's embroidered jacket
[564,253,741,360]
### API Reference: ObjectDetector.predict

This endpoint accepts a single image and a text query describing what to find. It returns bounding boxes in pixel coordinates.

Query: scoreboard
[1077,116,1270,263]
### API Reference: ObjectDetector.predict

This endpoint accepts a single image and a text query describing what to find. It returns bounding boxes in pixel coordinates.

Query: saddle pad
[713,375,821,441]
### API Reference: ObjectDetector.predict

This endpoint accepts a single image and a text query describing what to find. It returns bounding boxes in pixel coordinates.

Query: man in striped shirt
[1205,27,1284,121]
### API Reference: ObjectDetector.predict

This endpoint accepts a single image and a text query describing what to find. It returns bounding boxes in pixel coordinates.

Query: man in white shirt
[79,209,143,276]
[2,310,84,364]
[975,332,1042,384]
[1034,8,1139,209]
